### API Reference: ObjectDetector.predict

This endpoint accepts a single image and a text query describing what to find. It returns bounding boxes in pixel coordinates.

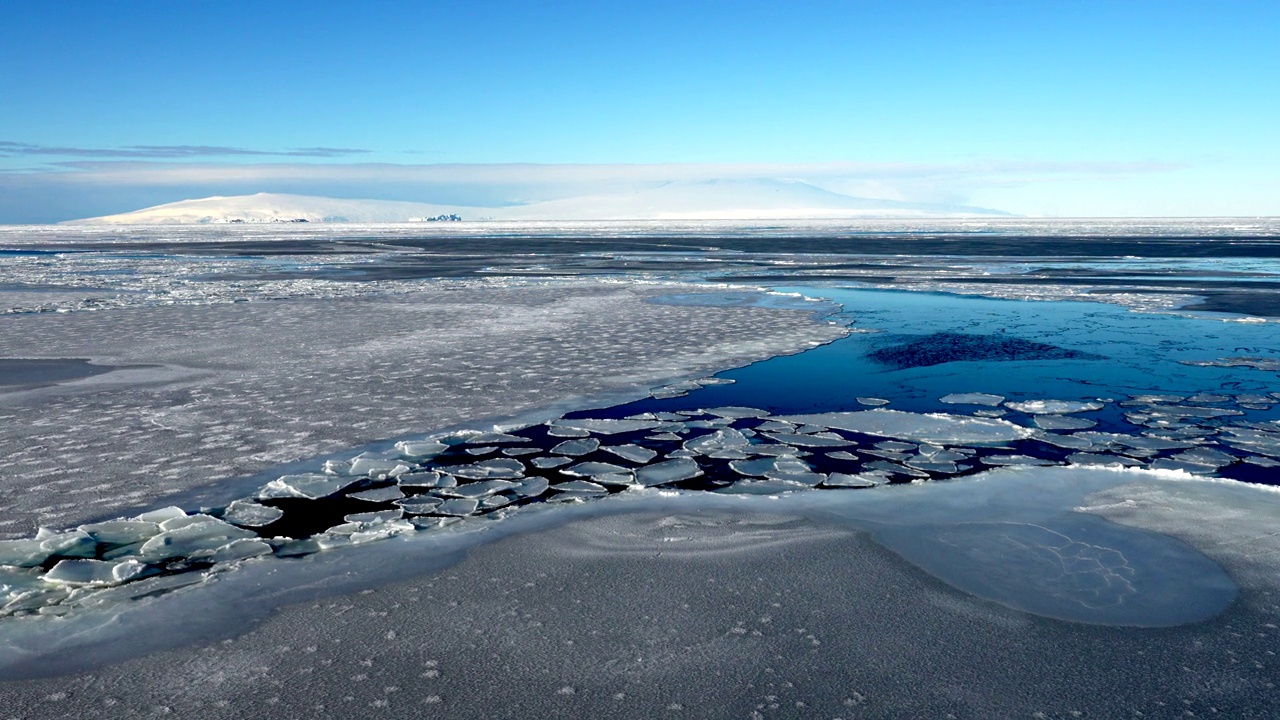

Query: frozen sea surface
[2,221,1279,716]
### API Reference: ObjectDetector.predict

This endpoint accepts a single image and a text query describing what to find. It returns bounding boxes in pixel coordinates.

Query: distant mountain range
[63,182,1008,224]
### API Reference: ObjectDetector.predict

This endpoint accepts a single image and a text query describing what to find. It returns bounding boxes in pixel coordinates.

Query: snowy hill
[494,178,1004,220]
[64,183,1007,224]
[62,193,479,225]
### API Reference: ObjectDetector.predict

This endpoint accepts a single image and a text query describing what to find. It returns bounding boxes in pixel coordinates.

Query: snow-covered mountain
[495,178,1004,220]
[62,193,479,225]
[64,182,1007,224]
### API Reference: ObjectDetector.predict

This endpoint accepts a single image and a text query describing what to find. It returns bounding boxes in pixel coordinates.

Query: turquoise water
[611,286,1280,419]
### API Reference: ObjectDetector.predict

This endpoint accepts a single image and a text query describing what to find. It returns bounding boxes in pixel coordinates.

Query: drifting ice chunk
[437,479,518,499]
[634,458,703,487]
[436,498,479,516]
[561,462,628,477]
[729,457,780,477]
[210,539,273,563]
[717,479,810,495]
[553,480,608,494]
[137,518,256,562]
[776,410,1035,446]
[1005,400,1104,414]
[347,486,407,503]
[939,393,1005,406]
[551,438,600,456]
[43,559,127,587]
[762,432,850,447]
[439,458,524,479]
[512,477,550,498]
[981,455,1058,466]
[546,425,591,438]
[826,451,860,461]
[1034,415,1097,430]
[645,432,684,442]
[397,470,452,488]
[258,473,359,500]
[857,397,890,407]
[550,418,661,435]
[603,444,659,463]
[502,447,541,456]
[220,500,284,528]
[823,472,887,488]
[78,520,161,546]
[465,446,498,456]
[684,428,750,454]
[707,449,750,460]
[133,506,188,524]
[748,444,805,457]
[764,457,825,486]
[864,461,929,478]
[531,456,573,469]
[395,440,449,459]
[592,472,636,486]
[481,495,513,510]
[348,455,407,478]
[395,496,444,514]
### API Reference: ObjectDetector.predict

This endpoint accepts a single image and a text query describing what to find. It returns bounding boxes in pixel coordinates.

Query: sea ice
[347,486,407,503]
[395,440,449,459]
[602,444,659,463]
[42,559,129,587]
[220,500,284,527]
[438,458,524,479]
[551,438,600,456]
[136,518,257,562]
[761,432,850,447]
[635,458,703,487]
[209,539,273,563]
[1005,400,1105,414]
[857,397,890,406]
[258,473,359,500]
[683,428,750,454]
[435,479,518,499]
[435,498,480,516]
[395,496,444,514]
[561,462,628,478]
[552,480,608,494]
[512,477,550,498]
[823,472,887,488]
[550,418,661,435]
[530,456,573,469]
[396,470,452,488]
[77,520,162,546]
[939,393,1005,406]
[1034,415,1097,430]
[775,410,1037,445]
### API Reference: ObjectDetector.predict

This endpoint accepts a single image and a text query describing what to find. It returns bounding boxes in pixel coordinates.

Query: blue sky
[1,1,1277,221]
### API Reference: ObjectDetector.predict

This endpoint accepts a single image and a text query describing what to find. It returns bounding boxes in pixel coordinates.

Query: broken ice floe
[3,386,1274,620]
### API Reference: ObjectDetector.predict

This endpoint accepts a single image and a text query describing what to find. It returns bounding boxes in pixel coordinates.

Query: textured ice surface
[1006,399,1105,414]
[219,500,284,528]
[635,458,703,486]
[0,278,843,538]
[776,409,1036,445]
[550,438,599,456]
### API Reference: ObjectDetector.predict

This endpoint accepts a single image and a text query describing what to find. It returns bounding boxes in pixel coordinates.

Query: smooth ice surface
[940,392,1006,406]
[1006,399,1105,414]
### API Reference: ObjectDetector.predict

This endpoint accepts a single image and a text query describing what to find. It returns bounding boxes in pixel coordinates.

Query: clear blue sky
[1,0,1277,221]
